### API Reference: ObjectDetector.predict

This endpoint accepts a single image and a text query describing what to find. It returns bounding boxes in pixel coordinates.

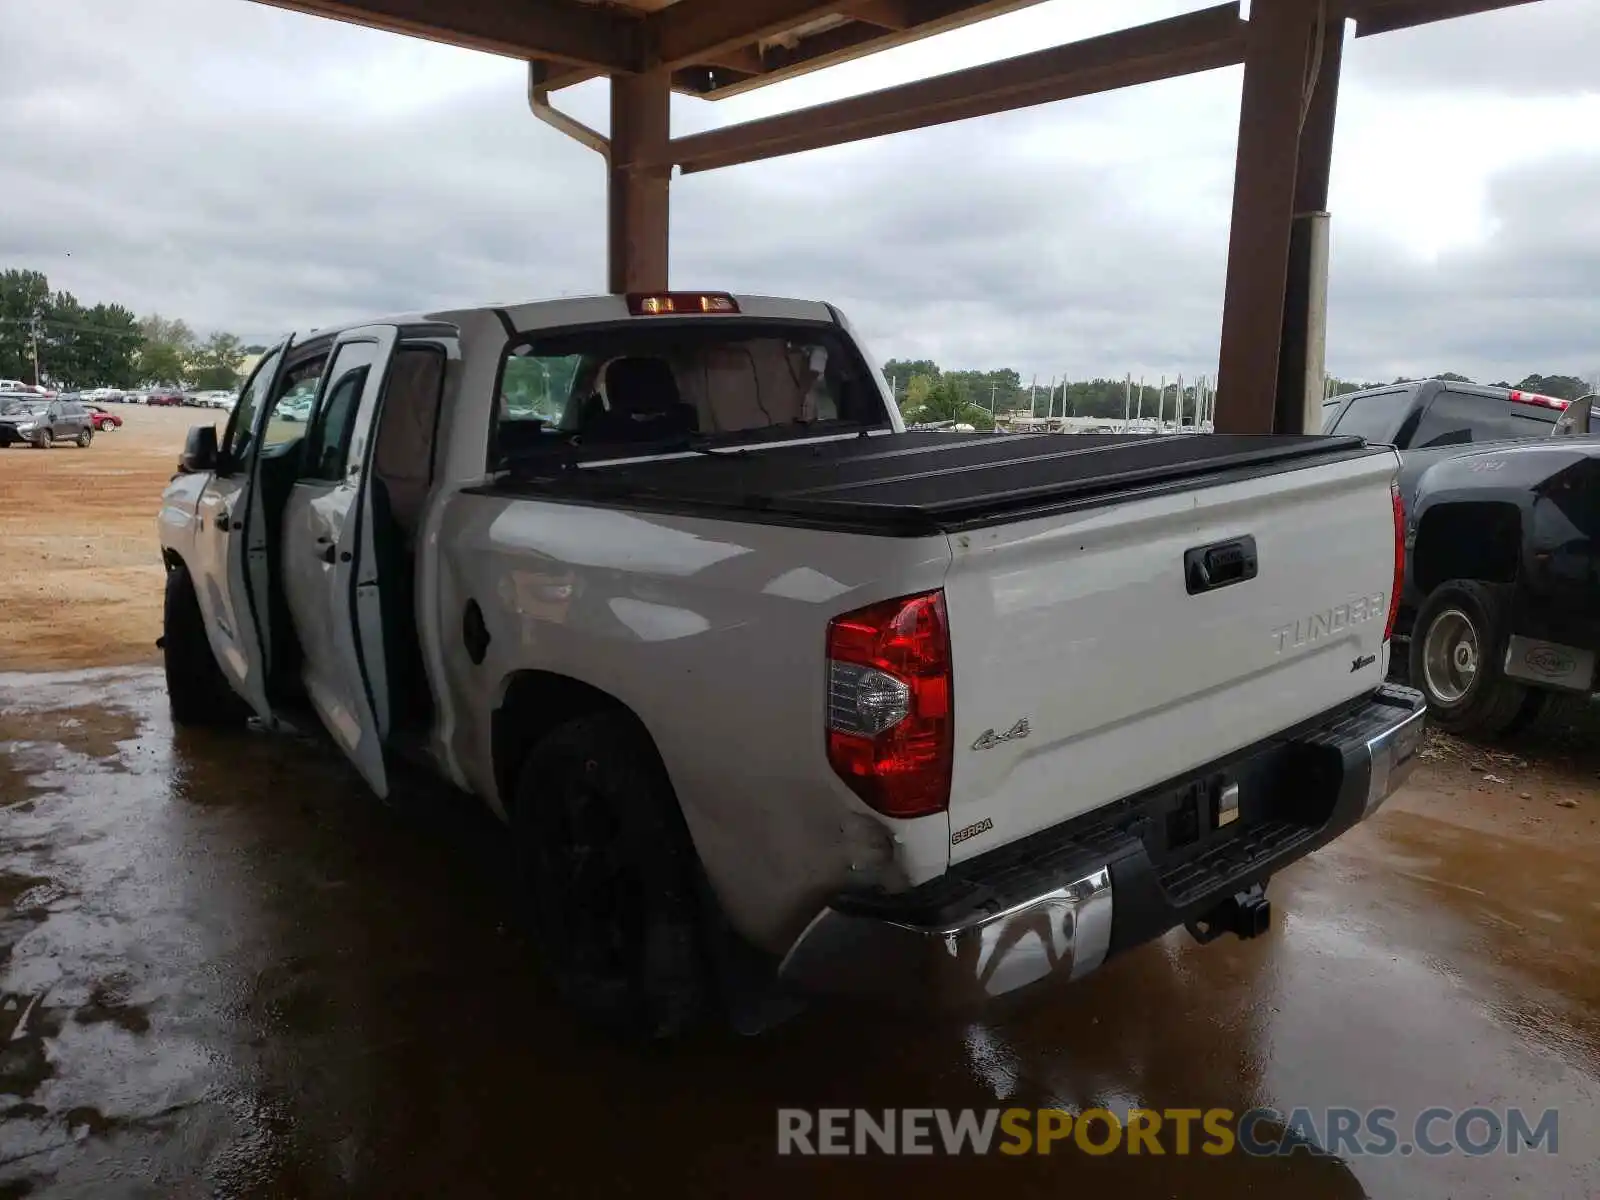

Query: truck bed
[481,431,1378,535]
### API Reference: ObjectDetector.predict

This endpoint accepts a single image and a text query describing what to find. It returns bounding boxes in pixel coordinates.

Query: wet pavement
[1,668,1597,1199]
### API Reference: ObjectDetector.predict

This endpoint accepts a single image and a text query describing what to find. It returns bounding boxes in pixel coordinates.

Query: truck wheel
[77,428,93,447]
[162,563,250,728]
[1409,579,1527,738]
[511,712,709,1039]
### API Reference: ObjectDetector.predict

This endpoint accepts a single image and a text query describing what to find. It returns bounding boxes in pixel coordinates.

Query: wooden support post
[1213,0,1327,434]
[608,69,671,294]
[1275,14,1345,433]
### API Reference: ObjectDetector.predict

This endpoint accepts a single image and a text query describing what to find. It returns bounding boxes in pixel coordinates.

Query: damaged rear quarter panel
[434,494,954,953]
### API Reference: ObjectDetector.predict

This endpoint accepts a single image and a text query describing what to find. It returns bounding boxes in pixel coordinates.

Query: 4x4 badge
[972,718,1030,752]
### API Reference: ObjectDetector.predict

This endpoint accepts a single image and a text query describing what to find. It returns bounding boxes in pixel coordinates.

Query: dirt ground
[0,405,204,673]
[1,407,1596,845]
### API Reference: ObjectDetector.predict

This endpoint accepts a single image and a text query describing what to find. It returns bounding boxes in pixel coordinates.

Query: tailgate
[942,447,1399,860]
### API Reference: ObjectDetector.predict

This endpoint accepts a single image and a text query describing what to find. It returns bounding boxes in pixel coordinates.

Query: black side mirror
[1552,396,1594,438]
[180,424,219,473]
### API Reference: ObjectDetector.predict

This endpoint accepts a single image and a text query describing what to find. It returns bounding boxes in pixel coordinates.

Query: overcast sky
[2,0,1597,384]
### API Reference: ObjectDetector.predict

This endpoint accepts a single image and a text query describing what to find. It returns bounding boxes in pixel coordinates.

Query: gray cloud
[1349,0,1600,97]
[2,0,1596,388]
[1327,152,1600,382]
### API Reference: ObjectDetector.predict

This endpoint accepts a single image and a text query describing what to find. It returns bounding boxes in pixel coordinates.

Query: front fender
[157,472,209,567]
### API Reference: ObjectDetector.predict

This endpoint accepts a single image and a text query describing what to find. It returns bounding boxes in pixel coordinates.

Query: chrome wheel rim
[1423,608,1480,705]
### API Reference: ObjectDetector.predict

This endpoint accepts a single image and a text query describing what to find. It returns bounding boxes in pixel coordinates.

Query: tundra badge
[971,718,1030,752]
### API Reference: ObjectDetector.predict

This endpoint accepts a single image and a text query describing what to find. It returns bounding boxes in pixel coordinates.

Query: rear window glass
[491,320,888,466]
[1412,390,1560,448]
[1328,390,1409,444]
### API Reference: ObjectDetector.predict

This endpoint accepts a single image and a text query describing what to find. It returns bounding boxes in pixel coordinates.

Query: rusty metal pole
[608,68,672,294]
[1214,0,1325,434]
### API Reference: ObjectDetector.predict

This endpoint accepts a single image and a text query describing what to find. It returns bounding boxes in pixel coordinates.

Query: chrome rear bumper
[779,866,1114,1007]
[780,683,1427,1006]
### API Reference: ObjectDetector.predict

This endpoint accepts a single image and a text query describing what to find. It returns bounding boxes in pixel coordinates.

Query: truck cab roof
[290,292,837,345]
[1323,377,1569,447]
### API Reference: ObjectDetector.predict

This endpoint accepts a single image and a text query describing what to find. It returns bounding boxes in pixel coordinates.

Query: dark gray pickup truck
[1324,381,1598,736]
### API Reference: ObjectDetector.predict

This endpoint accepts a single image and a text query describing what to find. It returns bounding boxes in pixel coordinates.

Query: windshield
[1,400,43,416]
[492,319,888,466]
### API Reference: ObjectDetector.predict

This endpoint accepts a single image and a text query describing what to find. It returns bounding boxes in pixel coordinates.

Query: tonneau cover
[486,431,1376,534]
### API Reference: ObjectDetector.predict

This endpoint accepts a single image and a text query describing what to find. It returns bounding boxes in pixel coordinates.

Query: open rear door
[284,325,399,796]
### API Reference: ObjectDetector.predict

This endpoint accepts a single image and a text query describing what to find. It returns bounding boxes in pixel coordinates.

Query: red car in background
[86,405,123,431]
[146,387,185,407]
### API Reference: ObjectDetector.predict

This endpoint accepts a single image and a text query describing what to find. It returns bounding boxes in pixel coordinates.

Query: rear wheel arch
[1412,501,1522,598]
[490,670,671,814]
[495,674,715,1038]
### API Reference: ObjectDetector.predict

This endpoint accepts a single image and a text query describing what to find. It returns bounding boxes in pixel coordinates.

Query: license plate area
[1140,740,1333,877]
[1159,773,1243,860]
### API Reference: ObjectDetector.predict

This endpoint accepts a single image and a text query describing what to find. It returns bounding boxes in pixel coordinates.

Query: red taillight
[1386,481,1405,642]
[625,291,740,316]
[825,590,953,819]
[1507,390,1570,410]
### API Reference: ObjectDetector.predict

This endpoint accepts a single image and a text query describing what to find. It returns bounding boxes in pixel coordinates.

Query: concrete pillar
[1213,0,1332,434]
[608,69,672,294]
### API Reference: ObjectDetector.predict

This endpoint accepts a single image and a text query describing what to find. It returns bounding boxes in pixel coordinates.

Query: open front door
[190,340,292,723]
[280,326,399,796]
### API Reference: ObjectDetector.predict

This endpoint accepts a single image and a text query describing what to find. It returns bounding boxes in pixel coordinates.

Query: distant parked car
[0,379,56,399]
[0,397,95,447]
[86,404,123,431]
[146,386,186,407]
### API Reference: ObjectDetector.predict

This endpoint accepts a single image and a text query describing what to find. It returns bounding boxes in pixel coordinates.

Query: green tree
[882,359,940,389]
[137,313,196,385]
[0,269,50,384]
[913,378,994,430]
[80,304,143,387]
[946,368,1022,416]
[189,331,247,391]
[902,373,936,413]
[1515,373,1589,401]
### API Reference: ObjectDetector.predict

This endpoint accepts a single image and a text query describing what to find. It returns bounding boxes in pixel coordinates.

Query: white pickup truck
[157,291,1425,1036]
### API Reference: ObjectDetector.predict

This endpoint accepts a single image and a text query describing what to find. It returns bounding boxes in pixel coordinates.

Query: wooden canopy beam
[256,0,640,70]
[653,0,842,71]
[668,4,1247,174]
[1351,0,1542,36]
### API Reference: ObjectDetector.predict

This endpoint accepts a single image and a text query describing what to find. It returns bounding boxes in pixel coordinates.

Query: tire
[35,429,51,449]
[1501,688,1552,738]
[77,428,93,447]
[1409,579,1528,738]
[511,711,709,1039]
[162,563,251,728]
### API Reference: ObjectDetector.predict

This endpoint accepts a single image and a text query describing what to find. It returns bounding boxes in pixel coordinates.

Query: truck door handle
[217,508,232,530]
[1185,536,1258,594]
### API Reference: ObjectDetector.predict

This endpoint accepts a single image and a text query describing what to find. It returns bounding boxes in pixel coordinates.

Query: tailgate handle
[1185,536,1257,594]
